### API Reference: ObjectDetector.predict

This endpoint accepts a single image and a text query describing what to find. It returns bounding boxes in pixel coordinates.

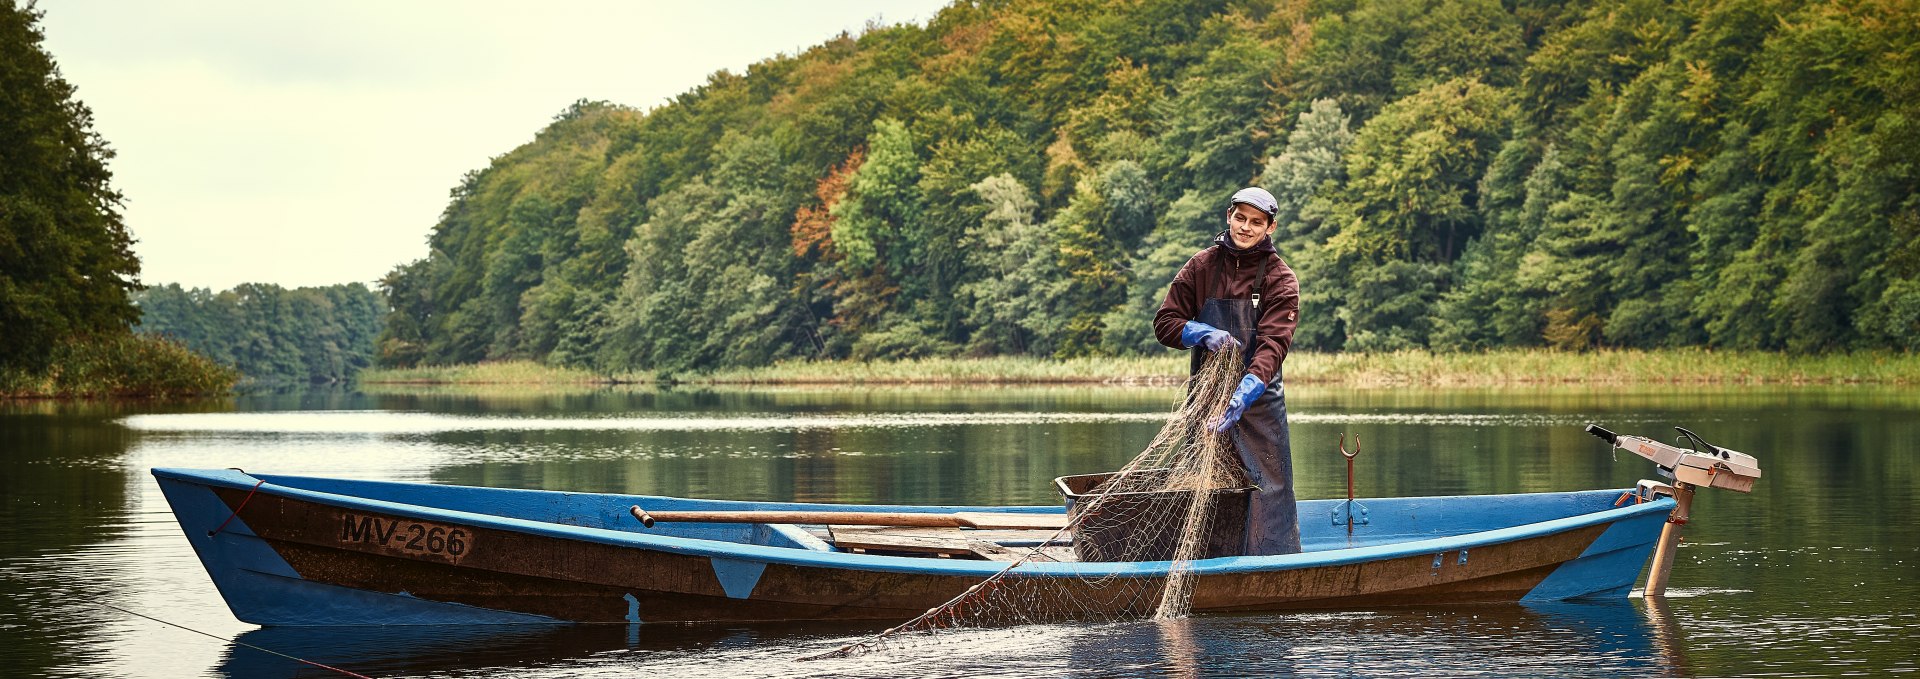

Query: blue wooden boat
[151,426,1760,627]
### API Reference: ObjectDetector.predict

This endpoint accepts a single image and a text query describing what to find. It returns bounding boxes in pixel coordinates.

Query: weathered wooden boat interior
[245,473,1631,563]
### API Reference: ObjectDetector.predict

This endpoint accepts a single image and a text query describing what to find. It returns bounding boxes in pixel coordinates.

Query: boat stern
[1520,498,1671,601]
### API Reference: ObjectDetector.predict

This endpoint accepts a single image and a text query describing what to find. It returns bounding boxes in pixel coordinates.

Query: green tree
[1146,21,1284,204]
[831,118,922,271]
[1434,140,1554,348]
[1261,99,1354,350]
[1319,78,1512,350]
[0,0,141,373]
[678,133,810,366]
[1264,99,1354,243]
[1330,78,1514,264]
[1051,159,1156,356]
[958,174,1069,356]
[601,179,723,373]
[830,119,942,358]
[1101,224,1208,355]
[1516,0,1684,133]
[1296,0,1525,122]
[916,126,1038,343]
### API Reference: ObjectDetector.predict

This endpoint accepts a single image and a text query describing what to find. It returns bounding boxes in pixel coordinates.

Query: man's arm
[1153,254,1204,349]
[1245,257,1300,384]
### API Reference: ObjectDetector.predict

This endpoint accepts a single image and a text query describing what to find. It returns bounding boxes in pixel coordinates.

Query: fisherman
[1152,186,1302,556]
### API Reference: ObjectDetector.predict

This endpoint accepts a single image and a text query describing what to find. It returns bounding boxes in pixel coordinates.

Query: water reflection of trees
[0,403,140,674]
[424,417,1167,507]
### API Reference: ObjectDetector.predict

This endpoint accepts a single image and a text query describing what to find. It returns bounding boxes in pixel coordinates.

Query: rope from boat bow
[208,479,265,537]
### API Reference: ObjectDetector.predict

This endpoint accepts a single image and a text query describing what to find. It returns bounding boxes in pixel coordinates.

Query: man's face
[1226,203,1274,249]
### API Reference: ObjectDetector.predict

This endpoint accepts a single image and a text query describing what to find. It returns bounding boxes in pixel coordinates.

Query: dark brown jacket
[1152,232,1300,384]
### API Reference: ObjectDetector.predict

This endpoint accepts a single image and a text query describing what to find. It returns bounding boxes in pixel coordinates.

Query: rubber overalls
[1191,250,1302,557]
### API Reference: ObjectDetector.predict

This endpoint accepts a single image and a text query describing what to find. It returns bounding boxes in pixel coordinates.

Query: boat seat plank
[829,526,1070,561]
[953,512,1068,530]
[832,526,1068,542]
[966,540,1022,561]
[829,526,976,556]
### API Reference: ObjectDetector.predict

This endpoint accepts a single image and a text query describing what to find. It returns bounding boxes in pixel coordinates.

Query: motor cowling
[1585,424,1762,493]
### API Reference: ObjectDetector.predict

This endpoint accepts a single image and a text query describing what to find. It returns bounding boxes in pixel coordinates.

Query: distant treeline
[135,283,385,383]
[375,0,1918,375]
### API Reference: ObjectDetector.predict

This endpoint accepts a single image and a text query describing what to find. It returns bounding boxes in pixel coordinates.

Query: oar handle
[629,505,656,528]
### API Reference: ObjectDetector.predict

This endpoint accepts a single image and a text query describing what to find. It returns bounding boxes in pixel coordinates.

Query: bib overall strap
[1252,254,1269,312]
[1205,247,1222,308]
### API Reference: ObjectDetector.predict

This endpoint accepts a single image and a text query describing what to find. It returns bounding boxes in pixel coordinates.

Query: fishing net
[804,346,1251,660]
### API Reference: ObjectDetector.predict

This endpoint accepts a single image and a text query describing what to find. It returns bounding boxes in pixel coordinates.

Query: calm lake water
[3,384,1916,677]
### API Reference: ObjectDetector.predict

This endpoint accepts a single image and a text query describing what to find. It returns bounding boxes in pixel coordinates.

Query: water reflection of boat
[1062,601,1690,677]
[218,620,864,677]
[219,624,617,677]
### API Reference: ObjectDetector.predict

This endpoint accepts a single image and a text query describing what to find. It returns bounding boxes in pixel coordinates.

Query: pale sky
[37,1,952,291]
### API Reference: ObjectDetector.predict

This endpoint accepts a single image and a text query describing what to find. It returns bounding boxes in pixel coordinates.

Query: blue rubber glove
[1210,374,1267,433]
[1180,321,1238,352]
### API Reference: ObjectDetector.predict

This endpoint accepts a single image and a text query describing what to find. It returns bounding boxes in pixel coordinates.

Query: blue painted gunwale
[153,467,1675,580]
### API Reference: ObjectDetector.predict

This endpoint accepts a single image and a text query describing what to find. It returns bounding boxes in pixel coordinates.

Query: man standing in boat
[1152,187,1302,556]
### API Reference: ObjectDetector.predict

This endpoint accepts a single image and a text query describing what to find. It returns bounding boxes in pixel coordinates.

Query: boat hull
[154,468,1673,626]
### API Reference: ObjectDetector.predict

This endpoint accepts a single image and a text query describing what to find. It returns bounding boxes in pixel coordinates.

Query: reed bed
[356,350,1920,387]
[1286,349,1920,386]
[356,360,631,385]
[698,355,1189,385]
[1,333,240,399]
[698,349,1920,386]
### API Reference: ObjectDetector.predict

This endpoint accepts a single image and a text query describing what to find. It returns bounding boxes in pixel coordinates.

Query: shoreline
[355,349,1920,388]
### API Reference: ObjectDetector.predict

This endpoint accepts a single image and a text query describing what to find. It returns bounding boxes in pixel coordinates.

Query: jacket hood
[1213,230,1277,257]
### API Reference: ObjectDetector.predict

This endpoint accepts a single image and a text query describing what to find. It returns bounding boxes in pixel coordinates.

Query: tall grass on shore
[1,334,240,399]
[700,355,1192,385]
[358,349,1920,387]
[354,361,627,385]
[1285,348,1920,386]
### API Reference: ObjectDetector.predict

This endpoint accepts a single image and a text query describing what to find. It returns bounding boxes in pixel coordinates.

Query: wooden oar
[629,505,1066,530]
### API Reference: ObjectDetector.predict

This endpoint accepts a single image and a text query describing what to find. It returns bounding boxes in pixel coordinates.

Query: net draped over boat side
[805,347,1250,660]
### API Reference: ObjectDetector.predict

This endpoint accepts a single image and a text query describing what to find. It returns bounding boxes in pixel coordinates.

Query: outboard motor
[1586,423,1763,596]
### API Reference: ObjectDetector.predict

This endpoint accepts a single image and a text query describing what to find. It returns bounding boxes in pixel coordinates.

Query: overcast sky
[37,1,951,291]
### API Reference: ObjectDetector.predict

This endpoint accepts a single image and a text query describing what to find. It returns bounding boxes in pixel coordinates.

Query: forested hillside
[376,0,1920,375]
[135,283,385,383]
